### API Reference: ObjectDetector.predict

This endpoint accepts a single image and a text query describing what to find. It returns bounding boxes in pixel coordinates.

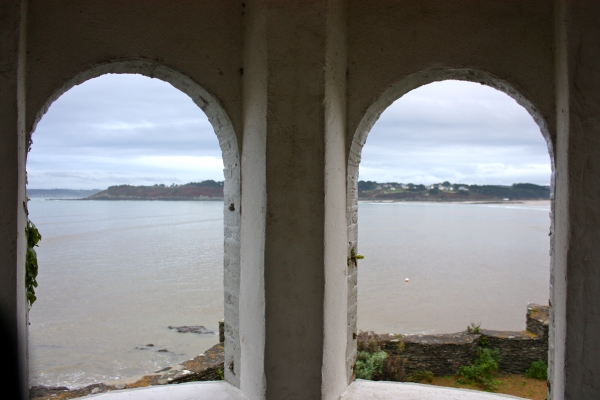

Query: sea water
[28,199,550,388]
[356,201,550,335]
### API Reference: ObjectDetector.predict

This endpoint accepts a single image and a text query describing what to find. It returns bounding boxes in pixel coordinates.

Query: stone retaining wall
[359,304,549,376]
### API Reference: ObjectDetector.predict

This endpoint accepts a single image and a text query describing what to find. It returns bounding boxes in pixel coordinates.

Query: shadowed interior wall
[0,0,28,396]
[26,0,244,145]
[553,1,600,398]
[25,0,244,388]
[346,0,555,148]
[261,2,328,397]
[1,1,599,399]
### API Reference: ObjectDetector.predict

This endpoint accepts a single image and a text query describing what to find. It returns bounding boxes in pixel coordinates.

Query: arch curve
[29,59,240,179]
[349,68,554,178]
[28,59,242,387]
[345,68,555,382]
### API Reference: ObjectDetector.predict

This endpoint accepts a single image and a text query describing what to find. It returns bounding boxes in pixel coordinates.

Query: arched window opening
[26,72,238,392]
[352,79,552,393]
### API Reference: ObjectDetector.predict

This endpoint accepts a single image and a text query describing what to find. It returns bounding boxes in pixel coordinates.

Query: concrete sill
[76,379,526,399]
[78,381,247,400]
[342,380,526,399]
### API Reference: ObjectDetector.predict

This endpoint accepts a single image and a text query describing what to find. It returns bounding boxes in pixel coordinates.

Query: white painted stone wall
[1,1,600,399]
[26,59,243,389]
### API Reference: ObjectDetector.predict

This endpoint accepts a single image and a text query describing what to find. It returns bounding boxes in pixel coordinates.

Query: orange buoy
[405,278,409,282]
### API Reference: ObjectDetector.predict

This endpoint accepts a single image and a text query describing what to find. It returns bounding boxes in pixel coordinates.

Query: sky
[361,81,551,186]
[27,74,552,189]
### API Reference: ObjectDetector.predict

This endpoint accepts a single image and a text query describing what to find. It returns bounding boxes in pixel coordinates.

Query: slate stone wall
[358,304,549,376]
[480,330,547,374]
[381,333,480,376]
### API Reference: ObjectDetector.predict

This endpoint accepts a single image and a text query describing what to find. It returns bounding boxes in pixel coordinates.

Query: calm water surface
[357,201,550,334]
[28,200,550,388]
[29,200,224,388]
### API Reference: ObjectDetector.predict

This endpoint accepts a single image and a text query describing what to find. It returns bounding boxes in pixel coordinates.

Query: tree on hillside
[358,180,379,191]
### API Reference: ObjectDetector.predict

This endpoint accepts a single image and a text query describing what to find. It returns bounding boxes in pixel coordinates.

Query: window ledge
[76,379,527,399]
[341,380,527,400]
[78,381,247,400]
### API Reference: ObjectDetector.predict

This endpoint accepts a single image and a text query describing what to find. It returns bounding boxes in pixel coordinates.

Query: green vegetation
[381,354,406,382]
[186,180,223,187]
[348,247,365,267]
[469,183,549,199]
[525,361,548,380]
[467,322,481,334]
[358,180,550,201]
[355,333,406,382]
[107,180,223,190]
[355,351,406,382]
[355,350,388,380]
[479,335,490,348]
[216,368,224,380]
[455,347,502,391]
[90,180,225,200]
[358,180,379,191]
[407,370,434,383]
[24,199,42,308]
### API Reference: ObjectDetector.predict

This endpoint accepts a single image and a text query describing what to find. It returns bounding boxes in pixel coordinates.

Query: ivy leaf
[25,200,42,308]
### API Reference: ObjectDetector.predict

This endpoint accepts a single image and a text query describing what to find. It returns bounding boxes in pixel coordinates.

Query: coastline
[358,199,550,205]
[30,305,548,399]
[37,197,225,201]
[30,343,224,400]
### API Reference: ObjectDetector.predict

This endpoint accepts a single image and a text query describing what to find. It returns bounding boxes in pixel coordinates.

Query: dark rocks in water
[158,349,169,352]
[30,385,69,397]
[30,383,115,400]
[146,343,154,347]
[135,346,149,350]
[168,325,215,335]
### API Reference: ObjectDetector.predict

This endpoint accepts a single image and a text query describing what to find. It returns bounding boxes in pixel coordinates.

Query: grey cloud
[31,74,221,157]
[28,74,224,189]
[359,80,551,185]
[27,170,189,189]
[28,76,551,189]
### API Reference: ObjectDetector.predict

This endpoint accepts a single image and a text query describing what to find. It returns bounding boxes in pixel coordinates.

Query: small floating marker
[405,278,409,282]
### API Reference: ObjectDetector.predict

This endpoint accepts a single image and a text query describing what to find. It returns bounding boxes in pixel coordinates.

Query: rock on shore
[29,343,224,400]
[168,325,215,335]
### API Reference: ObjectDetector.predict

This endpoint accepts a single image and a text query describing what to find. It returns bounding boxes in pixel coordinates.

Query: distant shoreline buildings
[358,181,550,201]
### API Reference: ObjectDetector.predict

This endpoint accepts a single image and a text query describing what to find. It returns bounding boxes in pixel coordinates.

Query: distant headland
[27,180,225,201]
[28,180,551,202]
[358,181,550,202]
[27,188,102,199]
[85,180,224,201]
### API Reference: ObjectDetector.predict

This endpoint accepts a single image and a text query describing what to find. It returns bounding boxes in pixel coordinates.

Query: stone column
[239,1,348,398]
[0,0,28,397]
[552,0,600,399]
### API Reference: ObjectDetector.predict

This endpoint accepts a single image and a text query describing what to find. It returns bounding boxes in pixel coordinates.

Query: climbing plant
[24,199,41,307]
[347,247,364,267]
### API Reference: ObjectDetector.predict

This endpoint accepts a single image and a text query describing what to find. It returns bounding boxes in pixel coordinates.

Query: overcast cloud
[28,74,223,189]
[27,75,551,189]
[360,80,551,186]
